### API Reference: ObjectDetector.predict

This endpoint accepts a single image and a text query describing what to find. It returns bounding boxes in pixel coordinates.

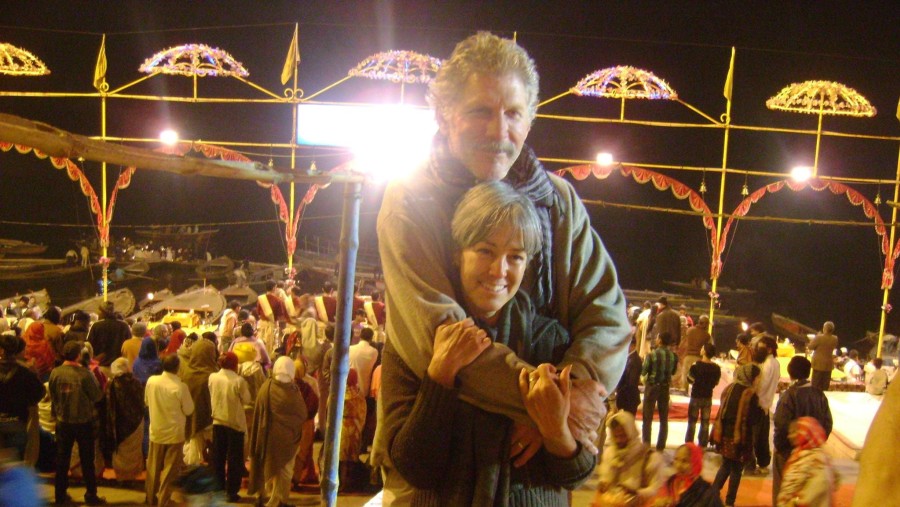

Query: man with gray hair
[375,31,630,502]
[808,321,838,391]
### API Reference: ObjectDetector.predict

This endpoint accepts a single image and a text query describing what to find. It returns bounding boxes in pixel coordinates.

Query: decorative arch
[718,179,890,286]
[129,142,323,263]
[0,142,132,248]
[555,163,717,275]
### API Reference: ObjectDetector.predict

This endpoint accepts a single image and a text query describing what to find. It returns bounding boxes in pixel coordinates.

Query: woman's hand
[509,423,542,468]
[518,363,577,458]
[427,318,491,388]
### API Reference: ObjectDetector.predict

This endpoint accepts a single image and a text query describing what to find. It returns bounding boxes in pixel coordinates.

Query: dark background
[0,1,897,348]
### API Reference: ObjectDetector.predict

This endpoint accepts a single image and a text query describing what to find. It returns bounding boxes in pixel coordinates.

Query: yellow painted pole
[709,47,735,333]
[813,108,824,177]
[101,93,108,301]
[876,144,900,358]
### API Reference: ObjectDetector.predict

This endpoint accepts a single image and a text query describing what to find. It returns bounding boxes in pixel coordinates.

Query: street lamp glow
[159,129,179,146]
[596,152,614,166]
[741,321,749,331]
[791,166,812,182]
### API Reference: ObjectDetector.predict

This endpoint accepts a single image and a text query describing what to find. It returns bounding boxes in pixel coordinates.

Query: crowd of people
[0,30,892,507]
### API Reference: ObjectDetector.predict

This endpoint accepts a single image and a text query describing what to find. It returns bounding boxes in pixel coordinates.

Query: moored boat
[129,285,226,328]
[220,284,259,307]
[0,289,51,315]
[771,312,817,344]
[0,239,48,257]
[196,256,235,280]
[60,288,136,320]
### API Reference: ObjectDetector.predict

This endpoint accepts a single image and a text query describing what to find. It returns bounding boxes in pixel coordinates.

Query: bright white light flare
[159,129,179,146]
[596,152,614,166]
[791,166,812,182]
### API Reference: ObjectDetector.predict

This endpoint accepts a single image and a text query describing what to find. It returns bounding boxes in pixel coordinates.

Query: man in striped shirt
[641,331,677,450]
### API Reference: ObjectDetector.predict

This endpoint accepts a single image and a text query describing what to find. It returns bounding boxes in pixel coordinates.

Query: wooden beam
[0,112,337,185]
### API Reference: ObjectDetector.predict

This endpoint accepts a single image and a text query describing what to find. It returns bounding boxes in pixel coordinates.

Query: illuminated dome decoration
[348,50,442,84]
[139,44,249,78]
[571,66,677,100]
[0,42,50,76]
[766,80,876,117]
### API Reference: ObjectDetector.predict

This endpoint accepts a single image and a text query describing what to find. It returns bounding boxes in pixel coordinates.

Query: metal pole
[101,94,108,301]
[876,145,900,358]
[709,48,735,333]
[321,181,362,506]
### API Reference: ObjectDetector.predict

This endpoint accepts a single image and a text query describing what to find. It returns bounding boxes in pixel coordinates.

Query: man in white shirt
[844,349,862,382]
[208,351,251,502]
[145,354,194,507]
[349,328,380,398]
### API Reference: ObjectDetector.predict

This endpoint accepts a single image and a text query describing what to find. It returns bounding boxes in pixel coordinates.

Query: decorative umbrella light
[348,50,442,84]
[766,80,876,176]
[766,80,877,117]
[139,43,249,78]
[571,65,678,100]
[0,42,50,76]
[569,66,677,120]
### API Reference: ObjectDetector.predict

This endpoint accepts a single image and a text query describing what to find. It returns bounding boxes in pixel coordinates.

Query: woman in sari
[776,417,837,506]
[593,411,663,507]
[339,368,367,492]
[651,443,722,507]
[132,336,161,458]
[292,356,320,487]
[105,357,144,483]
[178,336,218,466]
[248,356,306,507]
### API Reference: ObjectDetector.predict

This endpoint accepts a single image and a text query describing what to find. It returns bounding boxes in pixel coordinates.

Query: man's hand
[518,364,577,459]
[567,377,607,455]
[427,318,491,388]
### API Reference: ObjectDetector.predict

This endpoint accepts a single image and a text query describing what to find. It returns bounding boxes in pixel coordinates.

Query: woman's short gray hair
[429,31,539,124]
[451,181,542,257]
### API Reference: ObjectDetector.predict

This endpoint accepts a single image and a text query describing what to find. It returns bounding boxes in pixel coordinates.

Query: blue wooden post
[321,180,362,506]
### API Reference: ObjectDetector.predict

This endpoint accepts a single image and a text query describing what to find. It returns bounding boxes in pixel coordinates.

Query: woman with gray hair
[382,181,596,506]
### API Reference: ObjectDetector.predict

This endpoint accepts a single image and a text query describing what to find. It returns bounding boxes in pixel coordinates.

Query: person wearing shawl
[384,182,598,506]
[248,356,306,507]
[160,321,185,358]
[651,443,723,507]
[132,336,161,458]
[178,337,217,466]
[339,368,367,492]
[292,356,320,487]
[710,363,764,507]
[776,417,837,507]
[593,411,663,507]
[23,322,56,381]
[105,357,144,483]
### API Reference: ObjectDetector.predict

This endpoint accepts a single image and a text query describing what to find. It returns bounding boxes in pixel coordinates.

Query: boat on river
[60,288,136,320]
[220,284,258,307]
[0,239,48,256]
[196,256,235,280]
[771,313,817,344]
[129,285,226,326]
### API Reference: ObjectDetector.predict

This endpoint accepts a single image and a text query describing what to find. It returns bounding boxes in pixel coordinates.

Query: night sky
[0,1,898,348]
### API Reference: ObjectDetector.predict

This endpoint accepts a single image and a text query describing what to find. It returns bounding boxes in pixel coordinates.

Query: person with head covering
[248,356,306,507]
[292,356,320,487]
[132,336,161,459]
[105,357,144,483]
[208,351,250,503]
[710,363,764,507]
[178,336,218,466]
[22,322,56,381]
[40,306,65,362]
[160,321,186,358]
[593,411,663,506]
[651,443,723,506]
[121,322,147,367]
[62,310,91,350]
[229,323,271,371]
[776,417,837,506]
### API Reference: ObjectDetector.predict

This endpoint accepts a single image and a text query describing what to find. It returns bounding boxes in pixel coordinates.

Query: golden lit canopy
[570,65,677,100]
[139,43,249,78]
[0,42,50,76]
[766,80,876,117]
[348,50,442,84]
